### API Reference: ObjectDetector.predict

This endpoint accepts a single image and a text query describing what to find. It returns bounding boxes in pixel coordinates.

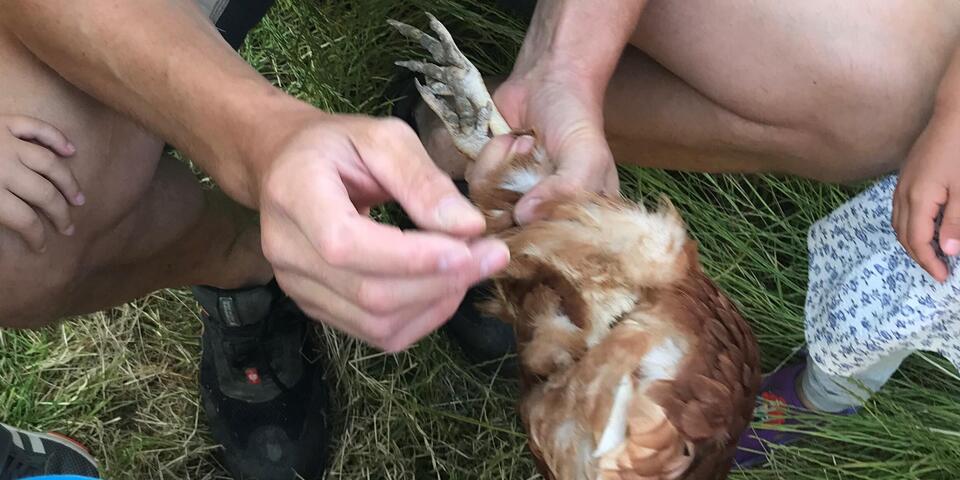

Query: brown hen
[391,14,762,480]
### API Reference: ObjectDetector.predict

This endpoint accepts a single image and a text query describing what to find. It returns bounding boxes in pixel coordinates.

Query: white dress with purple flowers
[805,174,960,377]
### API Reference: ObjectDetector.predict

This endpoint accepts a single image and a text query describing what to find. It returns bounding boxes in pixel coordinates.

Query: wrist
[210,85,321,209]
[512,0,646,97]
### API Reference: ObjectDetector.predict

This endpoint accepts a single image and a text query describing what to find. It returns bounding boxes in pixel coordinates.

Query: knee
[0,233,82,329]
[794,36,951,182]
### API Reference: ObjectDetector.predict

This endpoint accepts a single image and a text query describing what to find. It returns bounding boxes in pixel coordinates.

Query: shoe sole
[1,423,99,473]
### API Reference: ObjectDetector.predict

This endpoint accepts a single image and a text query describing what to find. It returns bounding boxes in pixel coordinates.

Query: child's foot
[733,359,856,468]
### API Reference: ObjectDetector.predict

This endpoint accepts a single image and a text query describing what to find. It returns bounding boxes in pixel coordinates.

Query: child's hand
[893,113,960,283]
[0,115,85,252]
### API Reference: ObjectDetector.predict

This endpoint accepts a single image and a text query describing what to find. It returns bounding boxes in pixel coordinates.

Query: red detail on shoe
[245,367,262,384]
[47,432,91,453]
[758,391,788,425]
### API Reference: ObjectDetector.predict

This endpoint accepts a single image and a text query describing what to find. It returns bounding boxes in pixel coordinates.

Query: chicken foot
[389,13,512,160]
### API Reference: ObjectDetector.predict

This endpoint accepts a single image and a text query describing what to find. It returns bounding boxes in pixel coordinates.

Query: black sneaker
[0,423,99,479]
[193,280,332,480]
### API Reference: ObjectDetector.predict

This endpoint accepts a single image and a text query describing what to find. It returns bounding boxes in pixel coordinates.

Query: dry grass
[3,1,960,479]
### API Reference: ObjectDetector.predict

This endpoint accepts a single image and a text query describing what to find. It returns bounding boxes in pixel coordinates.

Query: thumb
[358,119,486,237]
[939,191,960,256]
[514,127,614,225]
[466,134,534,186]
[513,175,577,225]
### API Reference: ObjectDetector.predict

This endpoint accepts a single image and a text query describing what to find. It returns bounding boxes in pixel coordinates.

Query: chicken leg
[389,13,510,159]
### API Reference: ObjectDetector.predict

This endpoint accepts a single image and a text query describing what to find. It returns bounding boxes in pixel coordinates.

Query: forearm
[2,0,308,207]
[513,0,647,98]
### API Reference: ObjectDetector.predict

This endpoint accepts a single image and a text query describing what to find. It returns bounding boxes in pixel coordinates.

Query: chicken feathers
[391,13,762,480]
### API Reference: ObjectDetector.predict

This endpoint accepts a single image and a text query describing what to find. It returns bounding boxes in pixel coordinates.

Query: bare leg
[61,155,271,317]
[421,1,960,184]
[0,25,270,328]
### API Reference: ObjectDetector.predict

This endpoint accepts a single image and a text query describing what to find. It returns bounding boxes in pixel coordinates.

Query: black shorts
[197,0,276,50]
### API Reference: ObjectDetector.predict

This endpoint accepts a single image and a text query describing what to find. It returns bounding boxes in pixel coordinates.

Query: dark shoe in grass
[194,280,332,480]
[734,359,857,469]
[0,423,99,479]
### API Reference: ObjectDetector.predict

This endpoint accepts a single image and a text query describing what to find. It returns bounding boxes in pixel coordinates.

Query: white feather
[500,168,543,193]
[593,374,632,458]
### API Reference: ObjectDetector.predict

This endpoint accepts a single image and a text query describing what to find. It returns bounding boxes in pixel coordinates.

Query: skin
[0,115,84,252]
[2,0,960,353]
[893,45,960,283]
[461,0,960,278]
[0,0,508,352]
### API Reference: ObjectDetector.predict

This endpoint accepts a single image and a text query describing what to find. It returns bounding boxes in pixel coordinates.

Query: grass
[2,0,960,478]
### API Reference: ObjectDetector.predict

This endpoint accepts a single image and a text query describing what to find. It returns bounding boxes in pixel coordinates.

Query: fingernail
[515,197,541,225]
[513,135,534,156]
[436,194,481,231]
[438,247,472,272]
[481,243,510,276]
[62,225,75,236]
[74,193,85,206]
[65,142,76,154]
[945,239,960,256]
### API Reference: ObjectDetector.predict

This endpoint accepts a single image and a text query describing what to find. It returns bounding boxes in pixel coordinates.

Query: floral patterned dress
[805,174,960,377]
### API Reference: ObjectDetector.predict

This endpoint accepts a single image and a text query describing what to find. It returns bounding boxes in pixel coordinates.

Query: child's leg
[800,349,913,413]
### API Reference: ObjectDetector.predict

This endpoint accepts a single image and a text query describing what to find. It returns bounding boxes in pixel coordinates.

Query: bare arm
[509,0,648,104]
[1,0,303,207]
[2,0,511,352]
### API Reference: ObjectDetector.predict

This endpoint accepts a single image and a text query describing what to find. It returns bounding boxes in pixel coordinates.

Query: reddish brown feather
[462,139,761,479]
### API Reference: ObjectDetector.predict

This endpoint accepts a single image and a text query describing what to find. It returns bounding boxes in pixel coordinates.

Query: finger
[268,172,504,277]
[0,191,46,252]
[8,165,74,235]
[381,294,463,353]
[310,237,509,316]
[907,191,948,282]
[467,134,530,186]
[278,269,463,352]
[275,271,383,344]
[358,119,486,236]
[6,115,75,157]
[515,129,614,224]
[514,175,578,224]
[939,189,960,257]
[18,142,85,206]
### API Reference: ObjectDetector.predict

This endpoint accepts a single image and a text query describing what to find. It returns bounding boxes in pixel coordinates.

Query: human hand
[256,112,510,352]
[462,0,645,225]
[0,115,84,252]
[893,111,960,283]
[484,70,619,225]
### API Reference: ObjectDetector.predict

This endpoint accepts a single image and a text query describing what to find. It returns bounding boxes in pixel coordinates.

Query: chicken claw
[389,13,511,159]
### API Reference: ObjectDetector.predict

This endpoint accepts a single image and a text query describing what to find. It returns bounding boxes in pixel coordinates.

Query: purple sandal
[733,359,856,468]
